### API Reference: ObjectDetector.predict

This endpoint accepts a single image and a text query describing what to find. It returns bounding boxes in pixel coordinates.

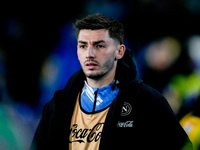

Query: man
[31,14,192,150]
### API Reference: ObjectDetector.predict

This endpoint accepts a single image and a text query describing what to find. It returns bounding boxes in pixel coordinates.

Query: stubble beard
[83,57,116,81]
[86,72,106,80]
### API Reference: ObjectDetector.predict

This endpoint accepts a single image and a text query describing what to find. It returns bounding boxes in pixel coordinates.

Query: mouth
[85,61,99,70]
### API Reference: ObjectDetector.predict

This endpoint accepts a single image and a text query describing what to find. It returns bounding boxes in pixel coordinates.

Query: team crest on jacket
[121,102,132,116]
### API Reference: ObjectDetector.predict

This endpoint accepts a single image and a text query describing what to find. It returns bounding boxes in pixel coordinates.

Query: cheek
[77,51,83,63]
[102,52,116,65]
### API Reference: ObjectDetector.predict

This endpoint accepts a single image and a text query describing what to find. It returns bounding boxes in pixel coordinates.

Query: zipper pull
[92,90,98,112]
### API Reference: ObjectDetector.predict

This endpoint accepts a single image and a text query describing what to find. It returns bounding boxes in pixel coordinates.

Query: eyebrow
[78,40,87,44]
[78,40,106,45]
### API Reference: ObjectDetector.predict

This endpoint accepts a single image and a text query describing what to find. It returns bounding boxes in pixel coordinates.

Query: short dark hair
[74,13,124,44]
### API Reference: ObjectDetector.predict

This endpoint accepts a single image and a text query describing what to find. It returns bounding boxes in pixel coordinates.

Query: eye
[79,45,87,49]
[96,45,105,49]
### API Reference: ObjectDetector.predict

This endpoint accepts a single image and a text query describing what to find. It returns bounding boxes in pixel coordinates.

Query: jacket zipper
[92,90,98,112]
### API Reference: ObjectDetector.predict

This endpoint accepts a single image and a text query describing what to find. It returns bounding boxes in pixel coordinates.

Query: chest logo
[121,102,132,116]
[69,123,104,144]
[117,121,134,128]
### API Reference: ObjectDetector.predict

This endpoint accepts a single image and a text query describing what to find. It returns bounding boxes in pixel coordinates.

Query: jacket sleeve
[138,83,193,150]
[30,97,55,150]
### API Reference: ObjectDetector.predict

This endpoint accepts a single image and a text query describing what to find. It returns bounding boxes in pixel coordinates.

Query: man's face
[77,29,118,80]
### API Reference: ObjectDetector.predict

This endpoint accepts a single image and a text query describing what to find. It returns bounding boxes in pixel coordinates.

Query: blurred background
[0,0,200,149]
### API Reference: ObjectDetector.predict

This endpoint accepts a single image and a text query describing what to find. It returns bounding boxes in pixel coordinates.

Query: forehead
[78,29,112,42]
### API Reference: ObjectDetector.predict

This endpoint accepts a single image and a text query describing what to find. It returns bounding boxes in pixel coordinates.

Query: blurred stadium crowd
[0,0,200,149]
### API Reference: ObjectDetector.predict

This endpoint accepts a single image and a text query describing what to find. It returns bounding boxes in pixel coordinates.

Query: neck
[87,77,115,89]
[86,66,116,88]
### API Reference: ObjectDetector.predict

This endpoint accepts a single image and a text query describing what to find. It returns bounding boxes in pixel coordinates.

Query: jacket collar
[115,49,138,85]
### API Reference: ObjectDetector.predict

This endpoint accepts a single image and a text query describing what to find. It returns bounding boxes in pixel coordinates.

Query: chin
[85,72,106,80]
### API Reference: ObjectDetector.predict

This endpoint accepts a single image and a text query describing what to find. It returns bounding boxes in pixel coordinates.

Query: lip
[85,61,99,70]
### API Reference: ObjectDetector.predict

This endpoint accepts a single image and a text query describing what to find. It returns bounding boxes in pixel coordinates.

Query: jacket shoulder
[45,69,84,108]
[131,82,175,117]
[139,83,164,100]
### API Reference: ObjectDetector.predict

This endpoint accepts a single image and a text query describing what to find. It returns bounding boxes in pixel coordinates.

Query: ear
[115,44,126,60]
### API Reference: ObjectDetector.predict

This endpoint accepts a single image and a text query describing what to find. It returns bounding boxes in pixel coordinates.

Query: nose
[86,45,95,59]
